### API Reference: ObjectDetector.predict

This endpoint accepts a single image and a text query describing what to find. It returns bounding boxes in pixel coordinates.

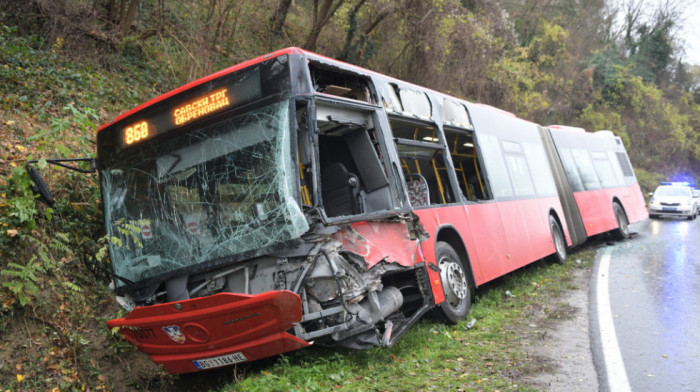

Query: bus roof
[547,125,586,133]
[98,47,538,133]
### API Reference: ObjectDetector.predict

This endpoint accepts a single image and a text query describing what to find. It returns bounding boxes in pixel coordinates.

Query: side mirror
[27,164,55,206]
[647,192,654,197]
[24,158,96,208]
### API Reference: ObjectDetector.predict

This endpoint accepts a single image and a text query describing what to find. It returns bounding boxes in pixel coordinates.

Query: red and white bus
[30,48,647,373]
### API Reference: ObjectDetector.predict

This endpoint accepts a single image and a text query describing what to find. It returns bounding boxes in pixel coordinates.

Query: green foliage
[628,19,674,84]
[0,18,168,123]
[0,233,73,307]
[527,21,568,67]
[634,168,665,197]
[578,104,629,146]
[1,257,43,307]
[6,166,39,229]
[488,49,551,119]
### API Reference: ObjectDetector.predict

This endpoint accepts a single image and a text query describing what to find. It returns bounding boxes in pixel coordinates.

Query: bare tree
[270,0,292,36]
[338,0,393,64]
[303,0,348,51]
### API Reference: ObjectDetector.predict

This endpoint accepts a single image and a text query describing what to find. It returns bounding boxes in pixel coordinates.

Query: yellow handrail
[298,152,311,205]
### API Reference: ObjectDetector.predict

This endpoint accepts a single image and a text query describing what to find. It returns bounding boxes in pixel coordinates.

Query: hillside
[0,0,698,390]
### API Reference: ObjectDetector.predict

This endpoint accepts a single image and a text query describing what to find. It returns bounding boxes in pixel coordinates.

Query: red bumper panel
[106,290,310,374]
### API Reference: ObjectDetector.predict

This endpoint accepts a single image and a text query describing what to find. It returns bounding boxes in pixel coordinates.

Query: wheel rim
[552,221,566,259]
[616,206,629,235]
[439,257,468,307]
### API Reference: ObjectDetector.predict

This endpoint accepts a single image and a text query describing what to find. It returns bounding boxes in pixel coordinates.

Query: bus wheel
[435,241,470,325]
[612,202,630,240]
[547,215,566,264]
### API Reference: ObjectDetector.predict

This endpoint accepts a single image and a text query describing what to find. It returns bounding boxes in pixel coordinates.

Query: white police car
[648,182,699,220]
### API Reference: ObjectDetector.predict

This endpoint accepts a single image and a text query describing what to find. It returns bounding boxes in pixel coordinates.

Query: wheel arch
[435,225,477,295]
[548,208,567,244]
[612,196,627,215]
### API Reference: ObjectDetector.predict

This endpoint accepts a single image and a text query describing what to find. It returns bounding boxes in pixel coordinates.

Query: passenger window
[390,117,457,206]
[309,62,375,104]
[523,143,557,196]
[477,134,514,199]
[444,128,490,201]
[591,151,620,188]
[607,151,626,184]
[502,141,536,198]
[571,149,602,190]
[558,148,585,192]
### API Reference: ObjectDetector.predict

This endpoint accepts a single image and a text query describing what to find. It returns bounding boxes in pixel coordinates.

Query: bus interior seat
[321,162,363,217]
[406,173,430,207]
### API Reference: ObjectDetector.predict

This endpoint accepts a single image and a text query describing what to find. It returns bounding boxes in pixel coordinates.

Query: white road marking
[597,249,632,392]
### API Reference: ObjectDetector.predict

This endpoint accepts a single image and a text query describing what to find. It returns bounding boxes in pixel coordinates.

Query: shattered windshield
[102,101,309,287]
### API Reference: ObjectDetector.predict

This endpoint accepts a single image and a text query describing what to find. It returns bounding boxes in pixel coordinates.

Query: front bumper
[106,290,310,374]
[648,205,694,217]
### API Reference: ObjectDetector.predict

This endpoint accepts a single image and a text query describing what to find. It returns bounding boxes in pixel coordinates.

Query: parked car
[648,183,698,220]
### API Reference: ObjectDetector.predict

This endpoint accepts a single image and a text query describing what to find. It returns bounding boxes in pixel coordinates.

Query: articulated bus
[29,48,647,373]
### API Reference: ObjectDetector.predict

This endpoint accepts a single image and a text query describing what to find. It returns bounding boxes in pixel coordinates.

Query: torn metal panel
[333,217,426,268]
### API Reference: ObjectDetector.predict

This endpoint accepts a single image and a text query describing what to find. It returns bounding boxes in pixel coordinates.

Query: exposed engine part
[330,286,403,343]
[351,286,403,326]
[305,249,367,303]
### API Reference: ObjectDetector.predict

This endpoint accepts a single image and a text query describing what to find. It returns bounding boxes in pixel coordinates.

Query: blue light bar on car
[661,181,691,186]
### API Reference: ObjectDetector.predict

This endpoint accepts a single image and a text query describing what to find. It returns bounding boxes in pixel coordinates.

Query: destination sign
[173,89,231,126]
[114,66,266,150]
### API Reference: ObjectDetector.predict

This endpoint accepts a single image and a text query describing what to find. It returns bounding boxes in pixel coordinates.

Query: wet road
[593,217,700,391]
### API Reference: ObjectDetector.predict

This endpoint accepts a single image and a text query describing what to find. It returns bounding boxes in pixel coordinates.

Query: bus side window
[391,118,457,206]
[477,133,514,199]
[444,128,490,201]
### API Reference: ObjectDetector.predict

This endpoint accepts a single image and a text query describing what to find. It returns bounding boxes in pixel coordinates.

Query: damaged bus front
[98,49,443,373]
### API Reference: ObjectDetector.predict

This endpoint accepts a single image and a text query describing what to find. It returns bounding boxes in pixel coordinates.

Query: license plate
[662,207,677,212]
[193,352,247,370]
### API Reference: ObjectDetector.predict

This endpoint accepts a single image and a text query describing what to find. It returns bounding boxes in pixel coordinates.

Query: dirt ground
[522,267,599,391]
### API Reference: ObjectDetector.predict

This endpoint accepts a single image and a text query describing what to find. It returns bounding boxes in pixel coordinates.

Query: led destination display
[120,71,260,148]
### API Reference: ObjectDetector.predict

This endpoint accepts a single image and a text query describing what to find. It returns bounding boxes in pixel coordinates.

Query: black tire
[649,214,658,219]
[434,242,471,325]
[546,215,567,264]
[612,202,630,240]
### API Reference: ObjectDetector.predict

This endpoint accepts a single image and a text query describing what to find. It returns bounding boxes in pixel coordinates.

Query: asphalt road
[591,217,700,391]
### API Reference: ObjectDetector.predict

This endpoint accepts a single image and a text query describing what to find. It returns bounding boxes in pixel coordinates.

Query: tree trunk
[119,0,139,39]
[270,0,292,36]
[303,0,347,51]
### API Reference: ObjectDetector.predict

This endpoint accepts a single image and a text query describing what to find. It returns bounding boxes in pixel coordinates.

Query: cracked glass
[102,101,309,288]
